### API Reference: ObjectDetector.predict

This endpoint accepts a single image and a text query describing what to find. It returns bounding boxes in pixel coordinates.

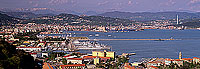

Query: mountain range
[0,13,19,25]
[0,8,99,16]
[3,8,200,21]
[21,13,135,26]
[1,12,55,19]
[1,9,200,27]
[97,11,200,21]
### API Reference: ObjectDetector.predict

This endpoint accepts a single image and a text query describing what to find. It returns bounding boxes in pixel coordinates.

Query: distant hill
[97,11,200,21]
[2,12,55,19]
[0,8,99,16]
[22,13,135,25]
[178,18,200,28]
[82,11,98,16]
[0,8,60,14]
[0,13,19,25]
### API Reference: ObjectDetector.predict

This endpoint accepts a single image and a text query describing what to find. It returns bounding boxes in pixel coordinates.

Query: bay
[55,29,200,62]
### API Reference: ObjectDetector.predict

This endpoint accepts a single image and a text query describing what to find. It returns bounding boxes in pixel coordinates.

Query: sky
[1,0,200,13]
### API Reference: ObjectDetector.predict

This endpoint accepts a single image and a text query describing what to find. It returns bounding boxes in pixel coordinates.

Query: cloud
[98,1,109,6]
[48,0,69,5]
[190,0,200,4]
[28,0,40,7]
[128,1,132,5]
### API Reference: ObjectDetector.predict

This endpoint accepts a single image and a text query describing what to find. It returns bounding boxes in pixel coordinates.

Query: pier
[78,38,179,41]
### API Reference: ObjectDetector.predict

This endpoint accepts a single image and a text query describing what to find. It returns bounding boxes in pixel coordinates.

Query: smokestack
[177,15,179,25]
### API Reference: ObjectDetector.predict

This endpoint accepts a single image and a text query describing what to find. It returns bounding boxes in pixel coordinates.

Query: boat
[197,28,200,30]
[154,39,164,41]
[95,34,99,37]
[177,26,185,30]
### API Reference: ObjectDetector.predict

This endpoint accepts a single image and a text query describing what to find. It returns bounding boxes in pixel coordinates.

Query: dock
[78,39,178,41]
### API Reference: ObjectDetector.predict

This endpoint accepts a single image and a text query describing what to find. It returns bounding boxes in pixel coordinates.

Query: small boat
[154,39,164,41]
[95,34,99,37]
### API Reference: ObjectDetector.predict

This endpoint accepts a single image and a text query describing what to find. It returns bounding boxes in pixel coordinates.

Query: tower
[179,51,182,59]
[177,15,179,25]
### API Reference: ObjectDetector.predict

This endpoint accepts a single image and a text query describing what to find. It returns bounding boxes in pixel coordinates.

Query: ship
[95,34,99,37]
[154,39,164,41]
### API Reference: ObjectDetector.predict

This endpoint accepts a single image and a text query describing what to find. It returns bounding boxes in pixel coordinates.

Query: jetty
[78,38,179,41]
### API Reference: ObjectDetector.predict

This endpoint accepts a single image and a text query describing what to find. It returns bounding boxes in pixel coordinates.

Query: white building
[16,47,41,52]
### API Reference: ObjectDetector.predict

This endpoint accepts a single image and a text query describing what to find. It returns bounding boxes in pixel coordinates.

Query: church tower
[179,51,182,59]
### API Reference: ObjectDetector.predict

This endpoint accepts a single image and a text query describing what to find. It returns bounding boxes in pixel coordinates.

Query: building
[8,38,19,41]
[42,52,50,57]
[29,53,37,60]
[67,58,83,64]
[83,56,111,65]
[193,57,200,64]
[165,59,173,65]
[94,57,100,65]
[16,47,41,52]
[43,62,54,69]
[147,61,162,67]
[181,58,193,63]
[92,50,115,58]
[131,62,142,66]
[59,64,85,69]
[123,63,135,69]
[172,59,183,67]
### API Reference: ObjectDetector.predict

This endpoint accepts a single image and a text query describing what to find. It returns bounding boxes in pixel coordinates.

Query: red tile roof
[193,57,200,59]
[29,53,37,54]
[83,56,96,59]
[182,58,193,61]
[24,36,30,37]
[148,61,161,63]
[165,59,173,61]
[124,63,135,69]
[43,62,54,69]
[8,41,15,43]
[174,59,182,61]
[150,66,159,69]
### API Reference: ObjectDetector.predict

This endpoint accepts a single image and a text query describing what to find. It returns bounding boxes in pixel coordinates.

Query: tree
[0,40,39,69]
[62,58,67,65]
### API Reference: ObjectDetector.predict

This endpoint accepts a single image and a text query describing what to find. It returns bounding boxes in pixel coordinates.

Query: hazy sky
[1,0,200,12]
